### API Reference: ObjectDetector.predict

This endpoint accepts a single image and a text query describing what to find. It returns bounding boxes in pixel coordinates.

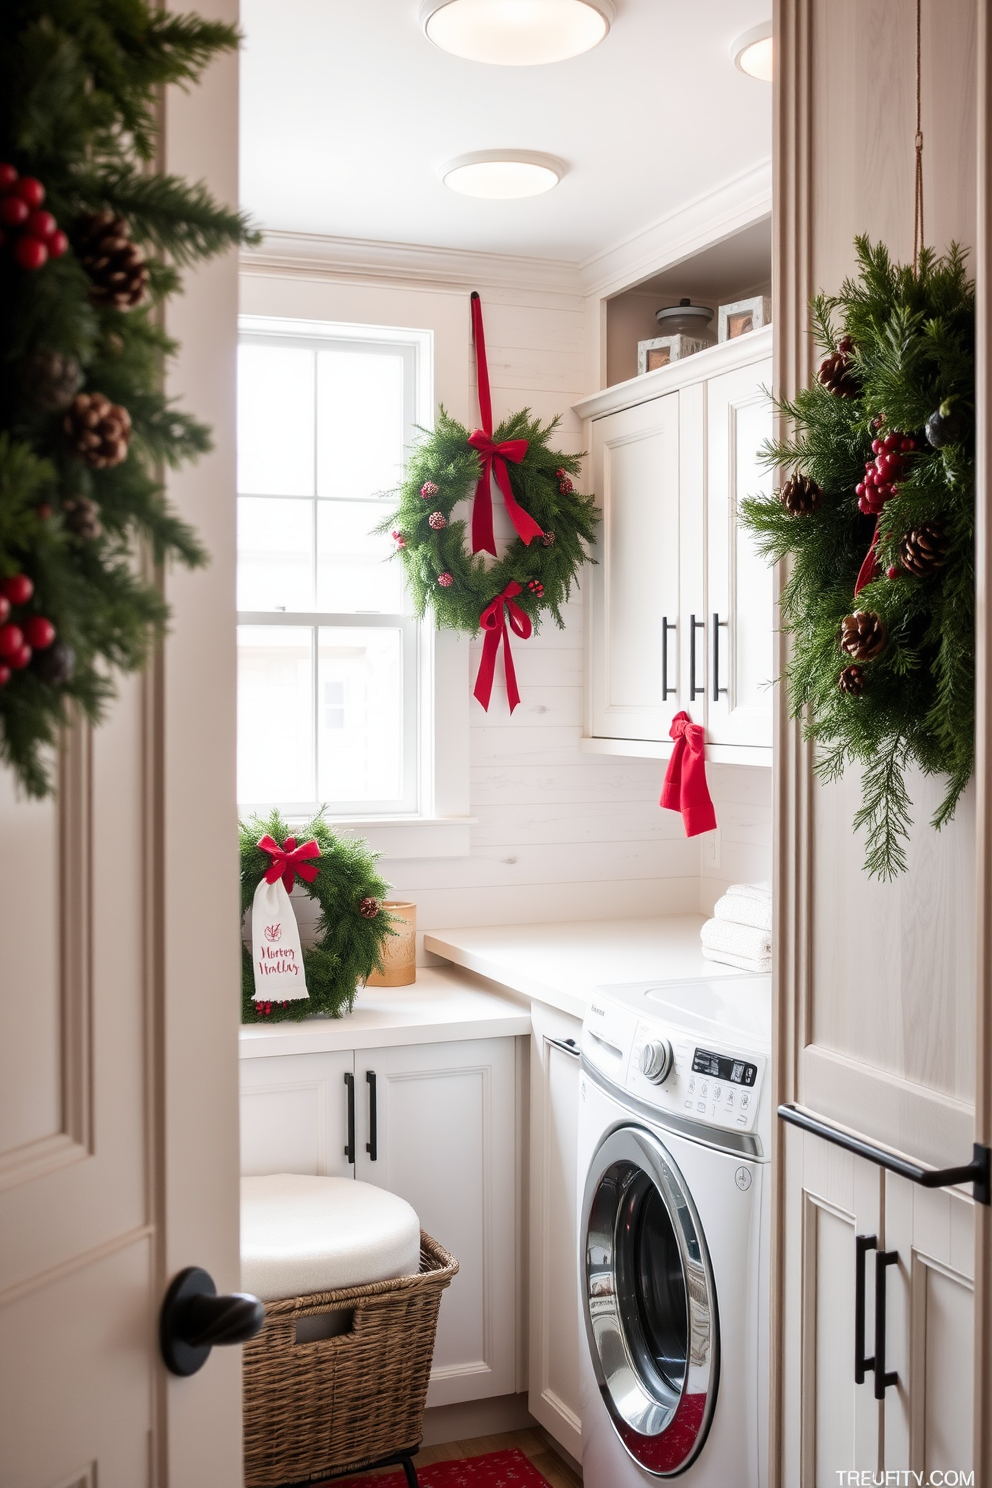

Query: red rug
[329,1448,552,1487]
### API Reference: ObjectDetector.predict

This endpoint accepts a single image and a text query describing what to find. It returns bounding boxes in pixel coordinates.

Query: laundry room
[1,2,988,1486]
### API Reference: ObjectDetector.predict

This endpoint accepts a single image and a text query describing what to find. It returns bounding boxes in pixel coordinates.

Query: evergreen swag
[0,0,259,795]
[741,237,975,879]
[382,409,597,635]
[240,812,395,1024]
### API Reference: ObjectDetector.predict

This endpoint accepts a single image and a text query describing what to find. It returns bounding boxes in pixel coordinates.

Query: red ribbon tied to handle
[473,582,533,713]
[258,834,321,893]
[469,292,543,556]
[659,711,717,838]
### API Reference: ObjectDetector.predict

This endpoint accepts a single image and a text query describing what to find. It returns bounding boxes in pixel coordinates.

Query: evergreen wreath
[0,0,258,796]
[382,407,597,638]
[240,811,396,1024]
[741,237,975,879]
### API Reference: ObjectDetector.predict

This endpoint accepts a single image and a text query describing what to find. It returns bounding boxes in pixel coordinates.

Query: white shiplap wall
[239,251,772,940]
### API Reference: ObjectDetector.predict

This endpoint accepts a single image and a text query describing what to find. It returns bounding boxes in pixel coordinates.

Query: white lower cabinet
[240,1035,519,1409]
[528,1002,583,1460]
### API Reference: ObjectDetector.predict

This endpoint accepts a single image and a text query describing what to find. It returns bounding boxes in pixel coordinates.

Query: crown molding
[577,159,773,299]
[241,230,583,297]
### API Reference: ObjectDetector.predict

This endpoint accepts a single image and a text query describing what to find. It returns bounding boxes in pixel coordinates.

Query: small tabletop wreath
[382,294,597,711]
[240,810,395,1023]
[740,237,975,879]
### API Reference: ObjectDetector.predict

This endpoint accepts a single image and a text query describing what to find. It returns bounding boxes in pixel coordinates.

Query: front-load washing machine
[577,974,771,1484]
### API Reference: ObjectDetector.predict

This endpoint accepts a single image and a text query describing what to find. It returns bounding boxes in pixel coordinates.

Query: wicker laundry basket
[243,1230,458,1488]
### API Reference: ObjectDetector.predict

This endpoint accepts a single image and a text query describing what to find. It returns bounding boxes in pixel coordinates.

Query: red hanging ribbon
[469,292,543,556]
[473,581,533,713]
[854,518,883,596]
[659,711,717,838]
[258,834,321,893]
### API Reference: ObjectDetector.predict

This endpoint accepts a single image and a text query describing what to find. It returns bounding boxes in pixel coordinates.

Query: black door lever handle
[160,1266,265,1376]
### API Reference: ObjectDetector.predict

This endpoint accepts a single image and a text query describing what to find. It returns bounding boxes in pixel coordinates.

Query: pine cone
[358,896,379,919]
[839,609,886,661]
[898,522,947,578]
[818,336,860,398]
[838,665,866,696]
[76,213,149,310]
[18,350,83,412]
[64,392,131,469]
[62,496,102,540]
[781,472,824,515]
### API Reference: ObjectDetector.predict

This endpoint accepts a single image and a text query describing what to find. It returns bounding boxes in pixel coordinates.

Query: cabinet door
[588,393,681,741]
[781,1126,882,1484]
[528,1004,583,1460]
[355,1038,518,1408]
[240,1051,355,1178]
[705,358,774,747]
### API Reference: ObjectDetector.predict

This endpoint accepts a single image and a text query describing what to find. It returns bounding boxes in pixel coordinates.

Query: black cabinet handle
[366,1069,378,1161]
[344,1072,355,1163]
[662,616,676,699]
[855,1233,877,1383]
[712,613,728,701]
[160,1267,264,1377]
[689,614,705,700]
[873,1249,900,1398]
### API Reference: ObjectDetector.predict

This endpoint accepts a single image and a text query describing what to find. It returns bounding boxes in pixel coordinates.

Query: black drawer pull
[689,614,705,700]
[344,1072,355,1163]
[855,1233,876,1383]
[662,616,676,700]
[366,1069,378,1161]
[873,1249,899,1399]
[712,612,728,701]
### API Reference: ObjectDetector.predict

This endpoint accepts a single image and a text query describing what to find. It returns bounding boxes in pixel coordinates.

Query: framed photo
[637,334,708,375]
[718,296,771,342]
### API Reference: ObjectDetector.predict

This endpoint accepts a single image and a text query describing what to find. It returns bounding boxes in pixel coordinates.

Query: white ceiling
[239,0,772,263]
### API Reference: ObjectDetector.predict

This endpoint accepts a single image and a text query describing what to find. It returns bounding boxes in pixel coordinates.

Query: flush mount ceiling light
[420,0,614,66]
[441,150,565,199]
[731,21,773,81]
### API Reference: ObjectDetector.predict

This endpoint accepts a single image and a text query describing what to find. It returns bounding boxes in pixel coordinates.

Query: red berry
[0,597,7,623]
[0,163,17,191]
[883,433,900,451]
[46,229,68,259]
[856,482,866,497]
[36,504,53,521]
[871,439,882,454]
[0,624,24,659]
[886,565,899,579]
[14,235,48,270]
[24,616,55,649]
[14,177,44,208]
[10,643,32,670]
[0,666,9,686]
[26,209,56,240]
[3,574,34,605]
[0,195,28,226]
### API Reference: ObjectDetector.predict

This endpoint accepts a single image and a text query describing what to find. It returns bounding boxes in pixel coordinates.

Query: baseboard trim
[420,1393,535,1447]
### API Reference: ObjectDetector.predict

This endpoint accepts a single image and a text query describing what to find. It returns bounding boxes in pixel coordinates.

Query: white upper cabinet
[576,328,774,763]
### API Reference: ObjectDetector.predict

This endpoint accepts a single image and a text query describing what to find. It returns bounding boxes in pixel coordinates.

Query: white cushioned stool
[240,1173,457,1488]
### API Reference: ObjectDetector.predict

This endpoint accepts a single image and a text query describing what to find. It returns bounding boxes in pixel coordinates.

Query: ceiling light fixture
[420,0,614,66]
[731,22,773,81]
[440,150,565,199]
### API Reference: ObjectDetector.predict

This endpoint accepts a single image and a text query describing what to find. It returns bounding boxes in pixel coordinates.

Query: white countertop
[239,965,531,1058]
[424,915,739,1021]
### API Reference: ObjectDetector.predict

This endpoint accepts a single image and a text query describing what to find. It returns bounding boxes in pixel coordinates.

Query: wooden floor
[348,1429,582,1487]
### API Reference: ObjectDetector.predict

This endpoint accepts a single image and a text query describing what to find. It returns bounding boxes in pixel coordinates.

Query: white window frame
[237,314,471,856]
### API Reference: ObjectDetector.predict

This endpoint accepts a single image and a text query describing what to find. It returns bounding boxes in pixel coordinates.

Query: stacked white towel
[700,882,772,972]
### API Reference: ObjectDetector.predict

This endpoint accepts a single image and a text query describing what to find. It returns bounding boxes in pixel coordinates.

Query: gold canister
[365,900,417,987]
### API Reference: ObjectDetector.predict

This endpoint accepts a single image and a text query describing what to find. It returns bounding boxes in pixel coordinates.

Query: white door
[0,14,243,1485]
[354,1038,519,1408]
[588,394,682,742]
[705,359,775,748]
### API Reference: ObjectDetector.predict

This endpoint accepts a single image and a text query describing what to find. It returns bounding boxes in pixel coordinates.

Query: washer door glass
[582,1124,718,1476]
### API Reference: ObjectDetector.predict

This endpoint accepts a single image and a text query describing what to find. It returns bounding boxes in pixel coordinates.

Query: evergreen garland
[741,237,975,879]
[382,408,597,635]
[240,811,396,1024]
[0,0,258,795]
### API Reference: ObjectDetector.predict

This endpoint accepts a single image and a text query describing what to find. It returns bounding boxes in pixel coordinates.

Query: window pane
[238,344,315,495]
[317,627,403,803]
[238,497,315,611]
[316,349,406,500]
[316,500,404,613]
[238,626,314,803]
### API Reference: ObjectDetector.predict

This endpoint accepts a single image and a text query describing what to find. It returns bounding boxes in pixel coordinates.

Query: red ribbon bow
[854,517,887,596]
[473,582,533,713]
[258,834,321,893]
[659,711,717,838]
[469,292,543,556]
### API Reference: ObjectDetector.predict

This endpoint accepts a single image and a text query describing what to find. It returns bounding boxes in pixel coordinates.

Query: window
[236,317,431,818]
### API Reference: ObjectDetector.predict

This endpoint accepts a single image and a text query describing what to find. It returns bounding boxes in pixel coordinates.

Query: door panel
[240,1051,354,1178]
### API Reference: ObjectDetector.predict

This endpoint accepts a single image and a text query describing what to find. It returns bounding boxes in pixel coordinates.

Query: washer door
[581,1124,719,1476]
